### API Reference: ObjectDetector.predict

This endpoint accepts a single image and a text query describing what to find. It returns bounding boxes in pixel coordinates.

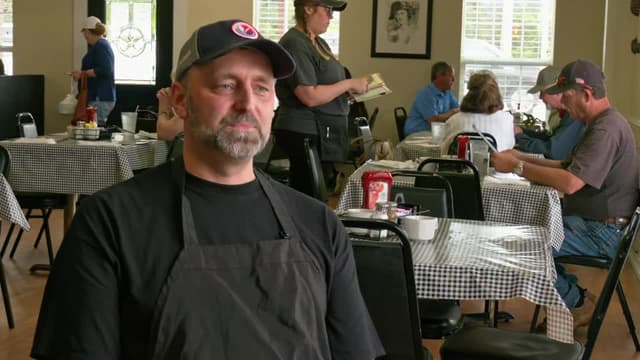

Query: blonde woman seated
[440,72,515,154]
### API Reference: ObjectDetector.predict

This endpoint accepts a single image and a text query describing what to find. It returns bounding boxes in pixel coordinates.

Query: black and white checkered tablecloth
[393,138,442,161]
[338,161,565,250]
[1,139,168,195]
[0,174,29,230]
[349,218,573,343]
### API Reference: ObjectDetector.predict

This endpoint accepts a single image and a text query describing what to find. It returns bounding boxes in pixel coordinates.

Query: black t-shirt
[31,162,383,360]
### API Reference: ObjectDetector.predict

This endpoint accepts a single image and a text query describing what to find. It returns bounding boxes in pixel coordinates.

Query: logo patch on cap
[231,21,259,40]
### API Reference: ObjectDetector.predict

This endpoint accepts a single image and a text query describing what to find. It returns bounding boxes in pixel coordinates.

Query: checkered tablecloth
[1,138,168,195]
[393,136,442,161]
[0,174,29,230]
[338,161,565,250]
[409,218,573,343]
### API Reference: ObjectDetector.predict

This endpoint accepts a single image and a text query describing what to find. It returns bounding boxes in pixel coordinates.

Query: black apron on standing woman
[147,158,331,359]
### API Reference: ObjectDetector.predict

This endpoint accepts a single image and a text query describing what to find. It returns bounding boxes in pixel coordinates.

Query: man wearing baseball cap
[493,59,638,330]
[32,19,383,359]
[514,65,584,160]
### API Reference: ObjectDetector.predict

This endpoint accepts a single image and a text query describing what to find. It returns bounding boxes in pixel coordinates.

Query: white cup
[402,215,438,241]
[121,112,137,144]
[345,208,375,235]
[430,123,447,144]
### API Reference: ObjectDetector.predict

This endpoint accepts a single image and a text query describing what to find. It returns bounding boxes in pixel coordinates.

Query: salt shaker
[370,202,389,238]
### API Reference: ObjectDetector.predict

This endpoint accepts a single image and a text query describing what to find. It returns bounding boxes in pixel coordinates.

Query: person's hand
[514,125,523,135]
[491,150,520,173]
[349,77,369,94]
[156,87,173,113]
[71,70,83,81]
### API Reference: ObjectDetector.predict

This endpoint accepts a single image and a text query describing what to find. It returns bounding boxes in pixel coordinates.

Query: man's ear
[171,81,188,120]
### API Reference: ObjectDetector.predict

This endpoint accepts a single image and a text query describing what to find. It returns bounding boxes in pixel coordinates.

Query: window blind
[254,0,341,55]
[461,0,555,118]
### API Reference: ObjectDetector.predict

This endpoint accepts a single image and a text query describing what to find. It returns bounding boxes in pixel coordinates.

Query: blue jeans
[554,215,624,307]
[89,100,116,126]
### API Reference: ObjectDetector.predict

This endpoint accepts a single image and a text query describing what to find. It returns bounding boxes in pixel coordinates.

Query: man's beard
[187,101,268,159]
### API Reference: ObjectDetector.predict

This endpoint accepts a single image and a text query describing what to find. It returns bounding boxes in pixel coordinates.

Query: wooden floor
[1,209,639,359]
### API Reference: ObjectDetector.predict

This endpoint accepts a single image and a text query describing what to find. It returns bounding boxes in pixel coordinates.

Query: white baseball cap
[81,16,103,31]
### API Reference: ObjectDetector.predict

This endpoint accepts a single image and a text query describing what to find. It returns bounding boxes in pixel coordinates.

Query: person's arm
[428,108,459,124]
[492,149,585,194]
[293,77,368,108]
[156,88,184,141]
[31,201,121,359]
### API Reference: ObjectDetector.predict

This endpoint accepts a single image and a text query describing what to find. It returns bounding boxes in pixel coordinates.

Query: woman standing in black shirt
[274,0,368,197]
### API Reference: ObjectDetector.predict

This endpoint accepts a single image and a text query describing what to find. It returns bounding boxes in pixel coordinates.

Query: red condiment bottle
[361,171,393,209]
[457,135,470,160]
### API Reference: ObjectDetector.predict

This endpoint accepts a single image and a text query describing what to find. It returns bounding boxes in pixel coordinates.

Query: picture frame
[371,0,433,59]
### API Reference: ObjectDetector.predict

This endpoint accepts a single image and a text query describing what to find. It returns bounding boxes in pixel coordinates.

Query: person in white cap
[514,65,584,160]
[71,16,116,126]
[31,19,383,360]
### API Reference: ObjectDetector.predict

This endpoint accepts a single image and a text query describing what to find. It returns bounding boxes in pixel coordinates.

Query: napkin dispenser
[17,112,38,138]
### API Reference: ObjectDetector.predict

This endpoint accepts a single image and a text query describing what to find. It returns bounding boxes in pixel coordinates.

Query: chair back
[0,145,10,176]
[581,206,640,359]
[166,132,184,162]
[17,112,38,138]
[394,107,408,141]
[418,158,484,220]
[369,107,380,131]
[391,170,454,218]
[340,218,428,360]
[303,138,328,202]
[448,132,498,156]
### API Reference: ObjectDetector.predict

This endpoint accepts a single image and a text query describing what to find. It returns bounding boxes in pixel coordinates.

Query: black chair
[390,170,454,218]
[166,132,184,162]
[254,134,290,185]
[530,207,640,358]
[390,171,463,339]
[340,218,432,360]
[394,107,408,141]
[417,158,484,221]
[440,206,640,360]
[418,158,514,326]
[303,138,327,202]
[448,132,498,156]
[369,107,380,131]
[0,144,66,268]
[0,145,14,329]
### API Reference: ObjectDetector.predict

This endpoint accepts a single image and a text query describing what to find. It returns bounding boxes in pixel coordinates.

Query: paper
[483,172,530,187]
[369,159,417,169]
[13,137,56,144]
[352,73,392,102]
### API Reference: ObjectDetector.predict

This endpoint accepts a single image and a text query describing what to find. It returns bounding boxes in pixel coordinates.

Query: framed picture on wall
[371,0,433,59]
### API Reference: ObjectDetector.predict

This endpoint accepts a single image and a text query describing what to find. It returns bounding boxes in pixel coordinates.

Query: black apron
[147,159,331,359]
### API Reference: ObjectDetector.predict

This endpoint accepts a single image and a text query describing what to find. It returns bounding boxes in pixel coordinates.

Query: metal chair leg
[0,223,16,258]
[616,281,640,351]
[43,208,55,265]
[0,263,14,329]
[32,208,48,249]
[530,304,542,333]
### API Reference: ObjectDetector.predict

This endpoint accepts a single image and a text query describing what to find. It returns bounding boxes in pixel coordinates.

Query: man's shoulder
[91,162,175,204]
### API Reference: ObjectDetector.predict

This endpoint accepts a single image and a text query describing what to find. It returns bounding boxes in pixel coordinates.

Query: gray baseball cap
[527,66,561,94]
[294,0,347,11]
[174,19,296,81]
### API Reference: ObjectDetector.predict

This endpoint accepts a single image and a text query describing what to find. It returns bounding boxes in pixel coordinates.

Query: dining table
[338,160,565,250]
[350,217,573,343]
[0,133,168,231]
[0,174,29,231]
[393,131,443,161]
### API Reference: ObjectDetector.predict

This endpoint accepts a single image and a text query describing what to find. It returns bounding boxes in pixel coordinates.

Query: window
[0,0,12,75]
[460,0,555,120]
[106,0,157,84]
[254,0,341,55]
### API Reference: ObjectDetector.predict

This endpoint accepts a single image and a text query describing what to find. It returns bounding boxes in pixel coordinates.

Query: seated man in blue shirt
[404,61,460,137]
[515,66,584,160]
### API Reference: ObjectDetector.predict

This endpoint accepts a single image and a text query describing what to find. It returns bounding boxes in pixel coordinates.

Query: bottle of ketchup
[457,135,470,160]
[361,171,393,209]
